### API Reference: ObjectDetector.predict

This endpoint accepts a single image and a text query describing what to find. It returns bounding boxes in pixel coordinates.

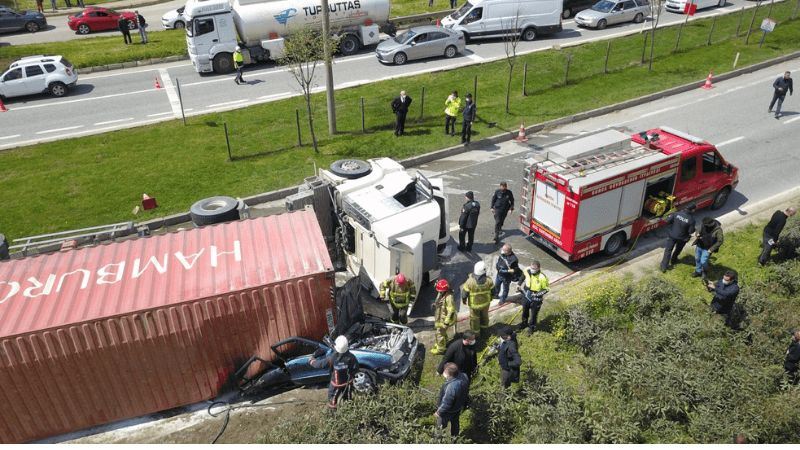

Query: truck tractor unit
[519,127,738,261]
[184,0,395,74]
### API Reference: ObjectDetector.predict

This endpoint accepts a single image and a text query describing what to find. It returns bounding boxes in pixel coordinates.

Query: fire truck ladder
[554,146,661,177]
[519,162,537,228]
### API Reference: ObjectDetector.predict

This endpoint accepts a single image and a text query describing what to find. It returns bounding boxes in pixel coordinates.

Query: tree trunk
[305,93,318,153]
[505,64,514,113]
[648,28,656,71]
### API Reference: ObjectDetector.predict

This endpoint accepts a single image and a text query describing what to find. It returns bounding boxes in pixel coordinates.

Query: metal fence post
[707,15,716,45]
[793,0,799,19]
[523,62,527,96]
[641,31,648,63]
[474,76,478,103]
[176,78,186,126]
[224,122,232,161]
[675,23,682,52]
[745,3,760,44]
[735,7,744,36]
[361,96,365,133]
[296,109,302,146]
[564,52,571,85]
[604,41,611,74]
[420,86,425,120]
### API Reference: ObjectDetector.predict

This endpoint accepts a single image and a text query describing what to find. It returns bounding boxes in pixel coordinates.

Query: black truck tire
[190,196,240,226]
[329,159,372,179]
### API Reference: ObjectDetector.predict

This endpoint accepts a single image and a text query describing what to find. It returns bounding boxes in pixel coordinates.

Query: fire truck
[518,126,739,262]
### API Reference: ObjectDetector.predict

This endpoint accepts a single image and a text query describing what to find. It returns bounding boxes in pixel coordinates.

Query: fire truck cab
[519,126,739,262]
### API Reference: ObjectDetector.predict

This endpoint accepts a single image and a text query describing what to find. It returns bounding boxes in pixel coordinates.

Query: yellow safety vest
[522,269,549,293]
[434,292,457,328]
[380,278,416,308]
[462,274,493,309]
[234,51,243,68]
[445,96,462,117]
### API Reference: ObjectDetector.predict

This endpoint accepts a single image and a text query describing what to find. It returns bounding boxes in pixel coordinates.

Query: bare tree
[646,0,667,70]
[277,26,341,153]
[501,9,523,113]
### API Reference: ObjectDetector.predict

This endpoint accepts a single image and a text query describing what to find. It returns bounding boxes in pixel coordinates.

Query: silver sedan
[575,0,651,30]
[376,25,465,66]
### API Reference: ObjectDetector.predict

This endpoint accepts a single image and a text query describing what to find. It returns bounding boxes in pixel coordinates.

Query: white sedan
[575,0,650,30]
[161,6,185,30]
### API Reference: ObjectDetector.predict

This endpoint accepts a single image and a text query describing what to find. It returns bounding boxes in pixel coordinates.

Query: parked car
[0,55,77,99]
[0,8,47,33]
[575,0,650,29]
[665,0,726,14]
[161,6,185,29]
[67,7,136,34]
[236,277,419,397]
[562,0,597,19]
[376,25,465,65]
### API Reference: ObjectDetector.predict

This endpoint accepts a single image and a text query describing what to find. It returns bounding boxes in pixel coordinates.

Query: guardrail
[391,9,456,28]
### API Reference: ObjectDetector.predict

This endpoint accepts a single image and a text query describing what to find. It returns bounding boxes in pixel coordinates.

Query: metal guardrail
[10,221,137,255]
[391,9,456,27]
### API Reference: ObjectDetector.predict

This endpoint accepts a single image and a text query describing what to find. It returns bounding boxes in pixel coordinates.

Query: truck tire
[190,196,240,226]
[340,35,360,56]
[604,232,626,256]
[213,53,235,74]
[710,187,731,210]
[329,159,372,179]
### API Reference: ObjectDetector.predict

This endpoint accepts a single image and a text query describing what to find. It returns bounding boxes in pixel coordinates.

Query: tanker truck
[184,0,395,74]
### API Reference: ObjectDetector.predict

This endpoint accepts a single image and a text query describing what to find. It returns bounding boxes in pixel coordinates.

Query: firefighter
[460,261,494,338]
[310,335,359,410]
[380,273,416,324]
[516,260,549,336]
[432,279,457,355]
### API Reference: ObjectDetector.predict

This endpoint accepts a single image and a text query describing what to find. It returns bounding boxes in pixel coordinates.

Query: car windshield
[591,0,616,12]
[451,2,472,19]
[73,11,83,18]
[107,9,120,16]
[177,6,185,13]
[393,29,416,44]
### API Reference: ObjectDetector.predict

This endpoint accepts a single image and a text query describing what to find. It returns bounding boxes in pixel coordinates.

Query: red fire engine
[519,126,739,261]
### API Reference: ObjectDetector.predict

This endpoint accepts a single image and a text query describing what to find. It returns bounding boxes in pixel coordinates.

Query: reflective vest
[522,269,549,293]
[445,95,462,117]
[462,274,493,309]
[234,51,243,68]
[434,292,457,328]
[380,278,416,308]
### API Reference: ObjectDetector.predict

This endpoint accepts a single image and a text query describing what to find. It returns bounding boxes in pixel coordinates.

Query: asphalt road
[0,0,774,149]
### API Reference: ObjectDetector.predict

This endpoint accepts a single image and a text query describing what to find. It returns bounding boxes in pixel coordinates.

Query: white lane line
[148,111,173,117]
[638,106,677,119]
[159,68,184,118]
[338,80,370,88]
[206,99,248,108]
[715,136,745,147]
[36,125,84,134]
[8,88,162,111]
[257,92,292,100]
[784,116,800,124]
[466,53,484,62]
[0,135,21,140]
[94,118,134,126]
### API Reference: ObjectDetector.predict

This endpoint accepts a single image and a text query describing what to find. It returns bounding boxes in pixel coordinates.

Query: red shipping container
[0,210,336,443]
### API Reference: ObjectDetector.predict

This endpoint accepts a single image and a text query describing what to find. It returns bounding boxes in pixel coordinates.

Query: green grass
[1,4,799,241]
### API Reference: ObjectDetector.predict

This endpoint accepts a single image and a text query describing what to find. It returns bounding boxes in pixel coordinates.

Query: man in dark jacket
[769,71,793,119]
[706,270,739,327]
[461,93,476,144]
[490,182,515,241]
[435,362,470,437]
[458,191,480,252]
[436,330,478,381]
[390,90,412,137]
[784,330,800,385]
[494,244,520,304]
[661,202,697,273]
[310,335,359,410]
[758,207,796,266]
[498,325,522,388]
[118,15,132,45]
[692,217,723,280]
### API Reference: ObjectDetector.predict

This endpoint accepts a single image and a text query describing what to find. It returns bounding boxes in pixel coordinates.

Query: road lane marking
[206,99,248,108]
[715,136,744,147]
[0,135,21,140]
[338,80,370,88]
[7,88,162,111]
[466,53,484,62]
[257,92,292,100]
[148,111,173,117]
[36,126,84,134]
[784,116,800,124]
[159,68,184,118]
[638,106,676,118]
[94,118,134,126]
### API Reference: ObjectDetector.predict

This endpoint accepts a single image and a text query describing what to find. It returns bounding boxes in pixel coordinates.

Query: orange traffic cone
[155,77,162,89]
[0,97,8,112]
[701,70,714,90]
[516,121,529,142]
[142,193,158,210]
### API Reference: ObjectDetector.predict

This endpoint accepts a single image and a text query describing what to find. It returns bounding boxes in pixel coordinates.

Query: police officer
[380,273,416,324]
[706,270,739,327]
[516,260,549,336]
[310,335,359,410]
[461,261,494,338]
[233,46,245,85]
[458,191,480,252]
[660,202,697,273]
[431,279,457,355]
[494,244,520,305]
[784,329,800,385]
[758,207,796,266]
[490,182,515,242]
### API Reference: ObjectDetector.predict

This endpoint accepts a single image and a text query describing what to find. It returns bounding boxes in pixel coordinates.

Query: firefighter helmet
[396,274,406,285]
[474,261,486,276]
[435,279,449,292]
[334,336,349,354]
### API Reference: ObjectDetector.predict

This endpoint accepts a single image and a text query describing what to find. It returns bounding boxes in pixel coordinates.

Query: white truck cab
[184,0,239,73]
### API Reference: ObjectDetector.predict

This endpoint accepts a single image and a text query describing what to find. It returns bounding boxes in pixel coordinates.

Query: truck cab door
[189,16,220,61]
[696,150,728,199]
[674,153,702,205]
[393,234,423,298]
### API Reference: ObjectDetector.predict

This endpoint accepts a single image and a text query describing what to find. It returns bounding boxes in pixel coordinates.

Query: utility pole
[321,0,337,134]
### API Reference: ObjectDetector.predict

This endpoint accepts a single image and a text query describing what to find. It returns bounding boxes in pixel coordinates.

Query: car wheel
[174,21,185,29]
[190,196,240,226]
[562,8,572,19]
[26,21,40,33]
[710,187,731,210]
[597,19,607,30]
[329,159,372,179]
[352,368,377,394]
[77,24,90,34]
[444,45,457,58]
[49,81,67,97]
[212,52,235,74]
[127,20,137,30]
[340,35,359,56]
[393,52,407,65]
[634,13,644,23]
[521,27,537,41]
[604,231,626,256]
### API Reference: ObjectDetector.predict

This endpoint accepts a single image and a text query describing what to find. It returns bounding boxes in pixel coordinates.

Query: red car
[67,7,136,34]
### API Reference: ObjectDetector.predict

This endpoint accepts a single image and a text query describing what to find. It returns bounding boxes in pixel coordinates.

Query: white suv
[0,55,78,99]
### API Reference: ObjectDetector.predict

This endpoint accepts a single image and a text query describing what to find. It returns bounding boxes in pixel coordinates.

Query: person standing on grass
[769,71,793,119]
[444,91,461,137]
[692,216,723,281]
[461,93,476,145]
[118,15,132,45]
[706,270,739,328]
[50,0,56,12]
[136,11,148,44]
[390,90,412,137]
[758,207,796,266]
[63,0,71,8]
[36,0,44,13]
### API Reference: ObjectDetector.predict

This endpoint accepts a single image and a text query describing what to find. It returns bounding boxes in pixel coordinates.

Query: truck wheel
[521,28,537,41]
[340,35,360,56]
[329,159,372,179]
[212,53,235,74]
[710,187,731,210]
[352,368,377,394]
[604,232,626,256]
[190,196,240,226]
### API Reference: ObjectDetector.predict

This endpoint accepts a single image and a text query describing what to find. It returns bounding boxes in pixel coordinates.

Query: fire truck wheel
[604,232,627,255]
[190,196,240,226]
[710,188,731,210]
[329,159,372,179]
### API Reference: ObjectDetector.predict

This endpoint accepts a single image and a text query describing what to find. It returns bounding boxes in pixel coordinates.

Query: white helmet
[474,261,486,276]
[235,46,241,52]
[334,335,349,354]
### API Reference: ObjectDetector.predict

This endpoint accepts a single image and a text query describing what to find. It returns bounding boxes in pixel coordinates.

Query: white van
[441,0,562,42]
[665,0,726,14]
